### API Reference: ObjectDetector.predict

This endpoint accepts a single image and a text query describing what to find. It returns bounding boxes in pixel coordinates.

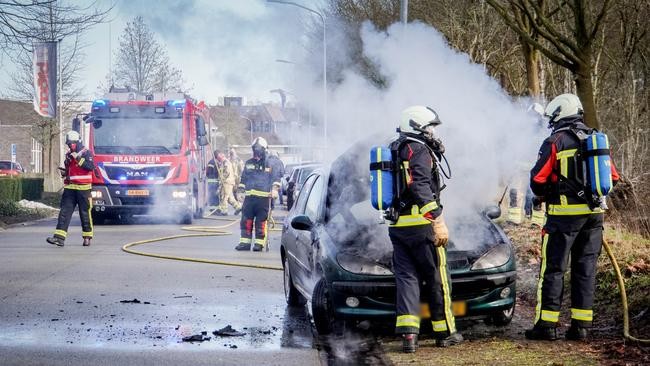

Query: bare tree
[486,0,614,128]
[112,16,183,94]
[0,0,110,55]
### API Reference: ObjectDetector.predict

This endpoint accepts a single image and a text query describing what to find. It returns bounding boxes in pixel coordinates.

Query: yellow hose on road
[121,216,283,271]
[602,240,650,344]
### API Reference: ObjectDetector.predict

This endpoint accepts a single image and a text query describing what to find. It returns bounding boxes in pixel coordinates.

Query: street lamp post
[267,0,327,150]
[240,115,254,143]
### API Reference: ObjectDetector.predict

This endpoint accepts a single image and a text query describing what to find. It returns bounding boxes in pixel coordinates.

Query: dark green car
[281,147,516,335]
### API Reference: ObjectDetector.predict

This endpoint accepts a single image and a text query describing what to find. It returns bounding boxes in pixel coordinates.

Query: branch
[589,0,612,43]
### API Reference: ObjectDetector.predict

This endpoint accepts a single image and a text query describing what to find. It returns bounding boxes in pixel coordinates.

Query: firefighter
[390,106,463,353]
[206,150,220,208]
[46,131,95,247]
[235,137,281,252]
[229,148,245,203]
[215,150,242,216]
[526,93,620,341]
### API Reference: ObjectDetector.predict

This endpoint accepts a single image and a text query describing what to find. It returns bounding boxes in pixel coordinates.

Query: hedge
[21,178,43,201]
[0,178,21,202]
[0,177,44,202]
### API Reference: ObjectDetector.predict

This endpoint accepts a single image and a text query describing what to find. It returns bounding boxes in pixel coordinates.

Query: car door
[285,174,317,291]
[300,174,325,283]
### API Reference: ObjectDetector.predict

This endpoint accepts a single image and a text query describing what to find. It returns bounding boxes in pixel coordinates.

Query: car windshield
[0,161,16,170]
[324,136,499,260]
[93,117,183,154]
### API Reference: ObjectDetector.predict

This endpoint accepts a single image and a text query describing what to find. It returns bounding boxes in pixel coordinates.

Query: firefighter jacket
[217,158,236,186]
[530,118,620,216]
[239,157,282,197]
[206,158,219,183]
[391,136,443,227]
[64,148,94,190]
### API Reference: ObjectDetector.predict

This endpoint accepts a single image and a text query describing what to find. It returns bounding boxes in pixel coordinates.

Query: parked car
[286,163,321,204]
[0,161,24,177]
[281,161,319,194]
[280,143,516,335]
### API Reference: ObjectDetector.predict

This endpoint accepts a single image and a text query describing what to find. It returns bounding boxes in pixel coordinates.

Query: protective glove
[70,151,80,160]
[432,214,449,247]
[271,188,279,199]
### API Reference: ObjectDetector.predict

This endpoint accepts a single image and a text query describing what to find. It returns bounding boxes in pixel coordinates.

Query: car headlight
[471,244,511,270]
[337,253,393,276]
[91,191,103,198]
[172,191,187,198]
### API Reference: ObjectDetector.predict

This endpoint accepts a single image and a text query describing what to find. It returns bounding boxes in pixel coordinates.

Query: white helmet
[544,93,583,124]
[252,136,268,149]
[65,130,81,144]
[398,106,442,134]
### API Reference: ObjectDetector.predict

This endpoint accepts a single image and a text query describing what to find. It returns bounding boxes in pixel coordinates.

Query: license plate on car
[126,189,149,196]
[452,301,467,316]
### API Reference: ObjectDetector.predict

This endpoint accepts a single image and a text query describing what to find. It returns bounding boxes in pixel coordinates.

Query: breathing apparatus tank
[369,146,394,211]
[582,132,613,209]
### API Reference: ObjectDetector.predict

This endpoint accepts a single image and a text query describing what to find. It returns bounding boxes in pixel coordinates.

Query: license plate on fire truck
[126,189,149,196]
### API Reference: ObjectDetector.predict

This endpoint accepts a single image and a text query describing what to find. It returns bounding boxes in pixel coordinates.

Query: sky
[1,0,319,104]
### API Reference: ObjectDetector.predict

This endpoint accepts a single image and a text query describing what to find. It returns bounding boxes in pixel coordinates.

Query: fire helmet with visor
[544,93,583,127]
[65,130,82,152]
[251,136,268,158]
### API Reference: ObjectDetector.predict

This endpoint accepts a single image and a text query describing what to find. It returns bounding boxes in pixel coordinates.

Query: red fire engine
[84,92,212,224]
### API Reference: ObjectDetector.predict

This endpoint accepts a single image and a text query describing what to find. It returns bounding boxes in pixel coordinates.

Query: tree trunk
[574,61,599,129]
[522,41,541,97]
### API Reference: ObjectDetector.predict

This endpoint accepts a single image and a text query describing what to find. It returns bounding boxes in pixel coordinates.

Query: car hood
[324,135,507,270]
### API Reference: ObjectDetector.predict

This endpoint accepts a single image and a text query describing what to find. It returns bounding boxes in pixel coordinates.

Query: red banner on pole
[32,42,58,118]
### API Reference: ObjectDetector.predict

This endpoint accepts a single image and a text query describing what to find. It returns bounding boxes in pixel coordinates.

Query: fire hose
[121,208,284,271]
[602,240,650,344]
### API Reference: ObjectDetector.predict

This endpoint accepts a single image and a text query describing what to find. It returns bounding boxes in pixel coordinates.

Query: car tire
[283,256,306,307]
[180,211,193,225]
[486,301,515,326]
[312,278,335,335]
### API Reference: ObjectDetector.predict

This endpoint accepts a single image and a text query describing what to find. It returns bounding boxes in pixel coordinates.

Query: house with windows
[0,99,47,174]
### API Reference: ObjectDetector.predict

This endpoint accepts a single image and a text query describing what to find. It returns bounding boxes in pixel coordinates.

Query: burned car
[280,142,516,334]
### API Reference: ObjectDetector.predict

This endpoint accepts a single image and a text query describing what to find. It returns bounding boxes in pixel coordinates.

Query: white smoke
[293,21,546,229]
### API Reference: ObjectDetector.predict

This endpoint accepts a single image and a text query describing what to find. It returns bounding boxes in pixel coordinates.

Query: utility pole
[400,0,408,25]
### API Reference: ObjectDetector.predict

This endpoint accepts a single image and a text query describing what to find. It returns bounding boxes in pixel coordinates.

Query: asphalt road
[0,212,320,366]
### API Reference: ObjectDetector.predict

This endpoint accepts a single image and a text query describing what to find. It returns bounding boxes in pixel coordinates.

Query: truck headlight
[337,253,393,276]
[172,191,187,198]
[471,244,511,270]
[91,191,103,199]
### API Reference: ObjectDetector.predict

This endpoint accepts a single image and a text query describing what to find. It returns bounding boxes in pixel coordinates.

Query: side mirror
[484,205,501,219]
[72,117,81,132]
[195,117,207,137]
[291,215,314,231]
[198,135,209,146]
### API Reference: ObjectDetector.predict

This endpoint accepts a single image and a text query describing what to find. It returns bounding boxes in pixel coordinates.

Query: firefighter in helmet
[235,137,282,252]
[46,130,95,247]
[390,106,462,353]
[215,150,242,216]
[526,93,620,341]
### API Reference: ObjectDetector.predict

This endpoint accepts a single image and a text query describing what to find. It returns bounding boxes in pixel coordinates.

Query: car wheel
[312,278,336,335]
[180,211,193,225]
[486,301,515,326]
[283,256,306,307]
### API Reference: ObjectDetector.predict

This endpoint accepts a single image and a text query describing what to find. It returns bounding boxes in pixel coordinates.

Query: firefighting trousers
[534,214,604,328]
[53,188,93,240]
[208,182,219,206]
[218,183,241,213]
[389,224,456,335]
[239,196,270,247]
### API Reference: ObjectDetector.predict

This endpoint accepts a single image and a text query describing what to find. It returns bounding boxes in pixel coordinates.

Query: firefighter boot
[525,325,558,341]
[253,243,264,252]
[401,333,418,353]
[46,236,65,247]
[82,237,91,246]
[235,243,251,251]
[435,332,464,347]
[565,324,589,341]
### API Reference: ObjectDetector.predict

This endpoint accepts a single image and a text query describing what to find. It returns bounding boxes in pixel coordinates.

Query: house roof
[0,99,44,126]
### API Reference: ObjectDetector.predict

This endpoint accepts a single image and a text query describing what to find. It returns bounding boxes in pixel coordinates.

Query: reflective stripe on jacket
[65,148,94,190]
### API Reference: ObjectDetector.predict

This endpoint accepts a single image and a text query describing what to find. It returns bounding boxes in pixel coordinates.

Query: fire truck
[83,92,212,224]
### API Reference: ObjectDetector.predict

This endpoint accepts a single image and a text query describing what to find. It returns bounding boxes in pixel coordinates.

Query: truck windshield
[93,117,183,155]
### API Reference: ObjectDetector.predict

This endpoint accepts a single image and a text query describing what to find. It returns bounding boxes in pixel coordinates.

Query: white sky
[1,0,319,104]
